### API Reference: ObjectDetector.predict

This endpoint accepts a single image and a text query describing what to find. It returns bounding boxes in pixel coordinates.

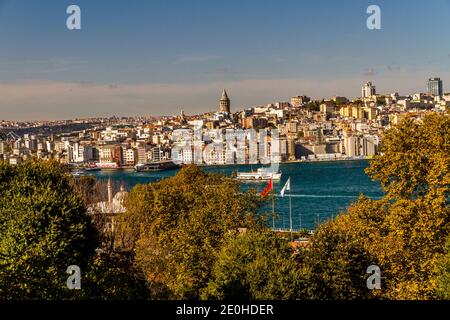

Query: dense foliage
[0,161,96,299]
[115,165,263,299]
[201,228,303,300]
[302,113,450,299]
[1,113,448,300]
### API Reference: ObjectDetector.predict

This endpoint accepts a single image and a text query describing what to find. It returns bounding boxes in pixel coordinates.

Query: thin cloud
[0,69,440,120]
[364,67,376,76]
[204,67,236,76]
[0,58,87,75]
[175,54,222,64]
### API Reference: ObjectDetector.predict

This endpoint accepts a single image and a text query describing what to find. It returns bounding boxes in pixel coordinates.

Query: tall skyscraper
[362,82,376,98]
[427,78,443,97]
[219,89,231,113]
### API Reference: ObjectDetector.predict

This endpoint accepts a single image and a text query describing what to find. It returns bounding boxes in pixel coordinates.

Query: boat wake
[277,194,373,199]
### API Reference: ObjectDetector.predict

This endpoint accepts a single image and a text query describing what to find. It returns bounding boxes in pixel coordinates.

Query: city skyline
[0,78,445,122]
[1,0,450,120]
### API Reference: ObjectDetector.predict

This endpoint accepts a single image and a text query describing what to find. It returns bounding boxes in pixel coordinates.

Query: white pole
[289,184,293,241]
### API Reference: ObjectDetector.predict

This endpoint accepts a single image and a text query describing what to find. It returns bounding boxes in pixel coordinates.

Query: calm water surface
[91,160,383,230]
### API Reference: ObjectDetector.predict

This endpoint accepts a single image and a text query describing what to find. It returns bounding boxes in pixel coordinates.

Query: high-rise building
[362,82,376,98]
[219,89,231,113]
[427,78,443,97]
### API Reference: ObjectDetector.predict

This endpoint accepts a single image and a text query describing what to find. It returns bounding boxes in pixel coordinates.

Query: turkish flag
[260,178,273,200]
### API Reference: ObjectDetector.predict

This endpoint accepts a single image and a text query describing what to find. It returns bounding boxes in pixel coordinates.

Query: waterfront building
[98,144,123,165]
[343,134,360,157]
[203,143,226,165]
[361,135,378,156]
[136,145,147,164]
[124,148,137,166]
[73,143,93,163]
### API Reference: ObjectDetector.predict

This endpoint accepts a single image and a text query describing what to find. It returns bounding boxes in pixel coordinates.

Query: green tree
[115,165,262,299]
[201,228,303,300]
[0,160,97,299]
[306,101,320,112]
[82,251,150,300]
[376,97,386,106]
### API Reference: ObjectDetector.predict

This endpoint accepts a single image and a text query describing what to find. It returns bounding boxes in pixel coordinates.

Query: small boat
[71,170,85,177]
[85,167,101,172]
[236,167,282,181]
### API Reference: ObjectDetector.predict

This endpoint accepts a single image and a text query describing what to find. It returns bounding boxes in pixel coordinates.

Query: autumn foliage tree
[114,165,263,299]
[303,113,450,299]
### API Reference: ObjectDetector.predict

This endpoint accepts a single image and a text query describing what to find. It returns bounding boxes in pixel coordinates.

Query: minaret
[107,178,113,205]
[179,109,187,125]
[220,89,231,113]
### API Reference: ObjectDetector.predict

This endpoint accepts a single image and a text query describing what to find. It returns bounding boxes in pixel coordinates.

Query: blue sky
[0,0,450,120]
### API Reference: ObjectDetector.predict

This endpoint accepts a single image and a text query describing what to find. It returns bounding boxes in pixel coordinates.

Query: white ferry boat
[236,167,282,181]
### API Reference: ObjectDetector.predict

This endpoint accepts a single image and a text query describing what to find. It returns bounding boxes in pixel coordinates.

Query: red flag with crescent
[260,178,273,200]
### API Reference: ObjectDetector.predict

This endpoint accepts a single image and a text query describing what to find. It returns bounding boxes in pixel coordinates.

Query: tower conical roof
[221,89,229,100]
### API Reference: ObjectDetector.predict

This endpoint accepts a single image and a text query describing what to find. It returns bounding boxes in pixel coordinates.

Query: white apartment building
[362,82,376,98]
[124,148,136,166]
[203,142,226,165]
[73,143,94,163]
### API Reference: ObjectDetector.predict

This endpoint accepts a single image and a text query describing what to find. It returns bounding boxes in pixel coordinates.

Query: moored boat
[85,167,101,172]
[71,170,85,177]
[134,160,179,172]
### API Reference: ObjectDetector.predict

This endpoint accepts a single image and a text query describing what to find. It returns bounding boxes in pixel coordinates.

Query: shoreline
[92,156,373,171]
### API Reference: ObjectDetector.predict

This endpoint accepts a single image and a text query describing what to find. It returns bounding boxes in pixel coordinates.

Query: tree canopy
[303,113,450,299]
[0,160,97,299]
[1,112,448,300]
[115,164,263,299]
[201,228,303,300]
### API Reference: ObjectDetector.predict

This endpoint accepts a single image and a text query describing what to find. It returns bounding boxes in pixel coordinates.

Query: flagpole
[299,201,302,232]
[272,190,275,229]
[289,181,293,241]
